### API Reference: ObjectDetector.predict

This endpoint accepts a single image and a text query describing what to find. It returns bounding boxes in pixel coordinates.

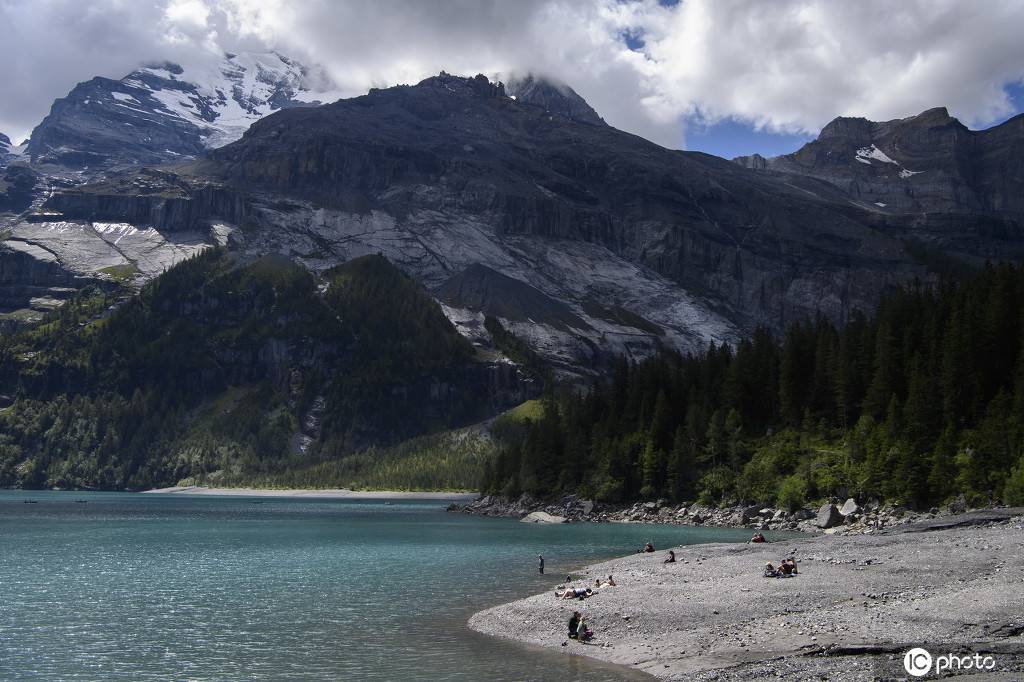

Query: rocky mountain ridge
[5,72,1024,378]
[734,107,1024,227]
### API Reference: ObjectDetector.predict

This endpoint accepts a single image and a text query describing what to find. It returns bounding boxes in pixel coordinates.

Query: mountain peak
[502,73,606,126]
[26,50,337,168]
[413,72,508,99]
[817,115,873,141]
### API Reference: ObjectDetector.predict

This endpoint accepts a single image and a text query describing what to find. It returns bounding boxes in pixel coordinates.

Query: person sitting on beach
[557,586,594,600]
[764,562,779,578]
[568,611,581,639]
[783,557,799,575]
[777,560,794,577]
[576,614,594,642]
[643,542,655,553]
[750,532,767,543]
[598,575,617,588]
[664,550,676,563]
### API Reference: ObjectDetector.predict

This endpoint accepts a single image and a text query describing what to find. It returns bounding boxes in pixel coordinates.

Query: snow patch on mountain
[854,144,926,181]
[25,51,341,167]
[856,144,898,164]
[121,52,340,149]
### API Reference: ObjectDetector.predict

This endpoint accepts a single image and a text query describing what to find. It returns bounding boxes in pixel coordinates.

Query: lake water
[0,491,755,681]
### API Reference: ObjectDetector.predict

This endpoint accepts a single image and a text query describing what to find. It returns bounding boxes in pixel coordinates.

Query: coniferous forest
[483,263,1024,510]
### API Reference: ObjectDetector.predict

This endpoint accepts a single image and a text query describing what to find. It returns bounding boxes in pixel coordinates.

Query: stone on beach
[839,498,860,517]
[815,503,844,528]
[521,511,568,524]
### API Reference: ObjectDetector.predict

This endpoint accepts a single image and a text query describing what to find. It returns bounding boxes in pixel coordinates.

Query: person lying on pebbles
[556,586,595,600]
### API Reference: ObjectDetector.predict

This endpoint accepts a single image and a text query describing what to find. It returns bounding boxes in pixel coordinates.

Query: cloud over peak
[1,0,1022,150]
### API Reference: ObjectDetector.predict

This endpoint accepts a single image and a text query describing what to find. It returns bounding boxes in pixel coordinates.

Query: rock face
[26,52,336,169]
[734,108,1024,263]
[202,72,922,338]
[815,504,844,529]
[0,165,38,215]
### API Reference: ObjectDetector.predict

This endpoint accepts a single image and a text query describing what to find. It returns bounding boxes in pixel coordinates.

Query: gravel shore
[469,510,1024,680]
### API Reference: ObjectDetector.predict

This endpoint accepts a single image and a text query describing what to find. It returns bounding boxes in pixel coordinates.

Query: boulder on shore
[521,511,568,524]
[839,498,860,517]
[815,503,844,529]
[740,505,761,523]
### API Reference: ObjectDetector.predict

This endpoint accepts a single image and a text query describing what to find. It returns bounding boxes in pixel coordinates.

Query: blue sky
[684,120,814,160]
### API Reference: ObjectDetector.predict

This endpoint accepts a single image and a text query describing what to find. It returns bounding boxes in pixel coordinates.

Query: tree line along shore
[481,263,1024,515]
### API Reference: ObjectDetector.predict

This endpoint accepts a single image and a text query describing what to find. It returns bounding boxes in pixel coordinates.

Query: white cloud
[1,0,1023,150]
[634,0,1024,134]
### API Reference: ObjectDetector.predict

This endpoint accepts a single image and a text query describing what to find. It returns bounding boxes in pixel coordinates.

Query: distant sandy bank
[142,486,477,500]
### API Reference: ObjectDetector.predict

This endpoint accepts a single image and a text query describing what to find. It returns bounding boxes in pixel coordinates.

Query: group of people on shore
[764,557,799,577]
[555,574,616,600]
[548,535,799,645]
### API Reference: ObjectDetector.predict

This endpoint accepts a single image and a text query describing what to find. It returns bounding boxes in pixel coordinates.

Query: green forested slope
[484,263,1024,509]
[0,250,523,489]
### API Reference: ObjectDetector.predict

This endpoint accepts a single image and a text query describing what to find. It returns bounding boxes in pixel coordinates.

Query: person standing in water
[538,554,545,575]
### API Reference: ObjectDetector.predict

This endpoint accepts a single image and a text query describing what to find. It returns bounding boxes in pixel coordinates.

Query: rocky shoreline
[469,508,1024,680]
[449,493,981,536]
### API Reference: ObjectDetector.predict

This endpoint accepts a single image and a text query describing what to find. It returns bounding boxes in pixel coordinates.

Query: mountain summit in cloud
[501,73,606,127]
[26,52,338,169]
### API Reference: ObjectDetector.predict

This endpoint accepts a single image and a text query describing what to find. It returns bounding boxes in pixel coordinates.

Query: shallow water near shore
[0,490,755,681]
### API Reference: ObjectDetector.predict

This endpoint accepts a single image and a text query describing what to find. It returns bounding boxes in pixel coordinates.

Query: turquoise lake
[0,491,756,680]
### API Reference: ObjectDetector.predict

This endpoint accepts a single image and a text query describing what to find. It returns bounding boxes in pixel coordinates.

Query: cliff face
[199,72,917,337]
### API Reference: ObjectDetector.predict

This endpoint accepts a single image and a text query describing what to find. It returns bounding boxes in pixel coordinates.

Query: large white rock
[521,511,568,524]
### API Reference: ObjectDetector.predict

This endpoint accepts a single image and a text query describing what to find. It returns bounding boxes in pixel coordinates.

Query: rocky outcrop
[0,132,11,166]
[815,504,844,529]
[436,264,590,332]
[0,165,38,214]
[42,170,250,232]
